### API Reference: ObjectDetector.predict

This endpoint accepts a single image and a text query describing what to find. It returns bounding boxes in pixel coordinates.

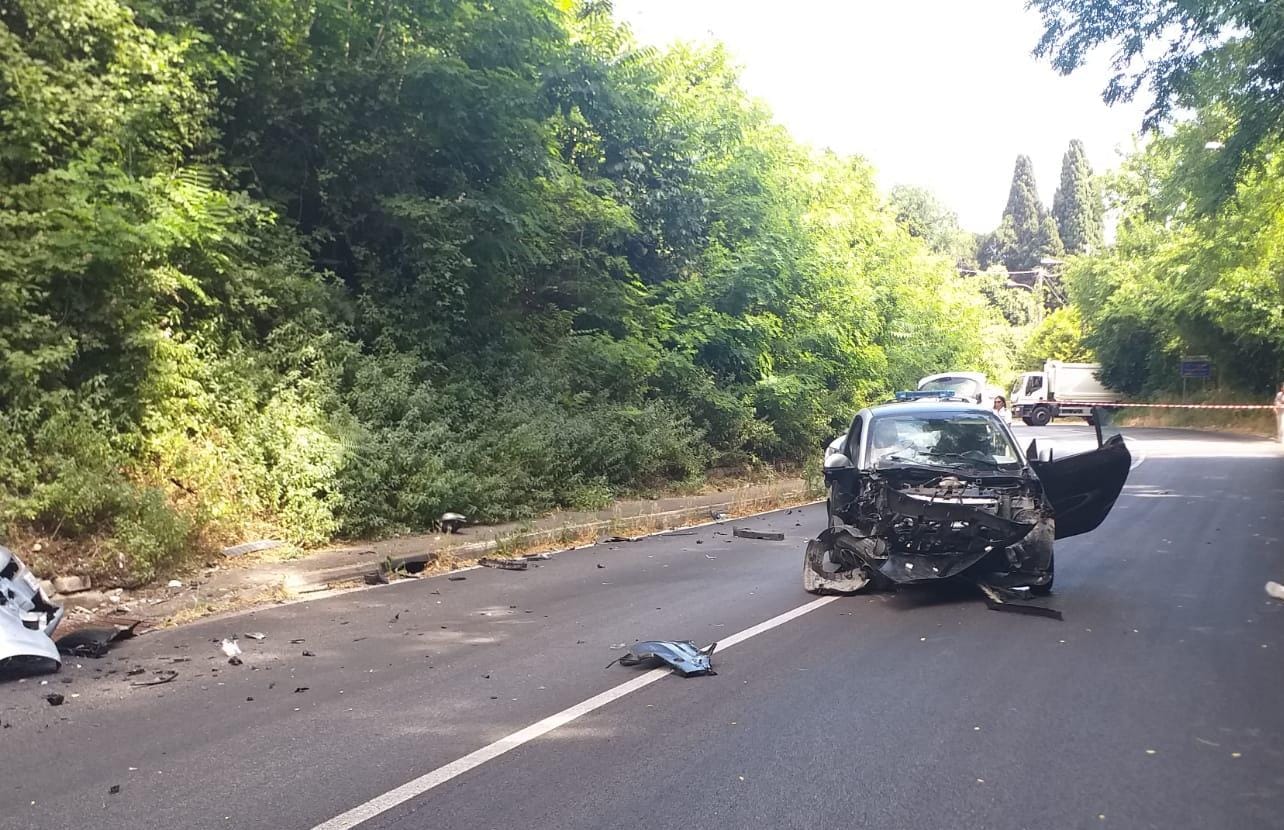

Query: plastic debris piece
[109,785,121,795]
[607,640,717,677]
[732,528,784,541]
[479,558,529,571]
[1266,581,1284,601]
[130,670,179,687]
[244,632,266,641]
[44,692,65,706]
[220,540,283,558]
[977,583,1063,620]
[440,513,467,534]
[166,580,183,589]
[221,639,243,665]
[0,545,64,677]
[447,576,467,582]
[54,621,140,658]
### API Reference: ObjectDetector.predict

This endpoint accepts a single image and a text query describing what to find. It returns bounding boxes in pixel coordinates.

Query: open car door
[1027,408,1131,540]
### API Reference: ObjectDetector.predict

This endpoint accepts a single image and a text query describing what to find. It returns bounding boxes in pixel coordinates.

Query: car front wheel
[1031,551,1055,595]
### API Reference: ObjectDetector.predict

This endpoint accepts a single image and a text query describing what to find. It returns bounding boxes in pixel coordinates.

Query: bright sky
[612,0,1147,232]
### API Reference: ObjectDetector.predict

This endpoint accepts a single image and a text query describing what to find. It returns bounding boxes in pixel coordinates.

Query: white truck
[1010,361,1119,426]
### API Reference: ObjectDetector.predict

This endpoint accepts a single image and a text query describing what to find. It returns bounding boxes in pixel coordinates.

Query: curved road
[2,426,1282,830]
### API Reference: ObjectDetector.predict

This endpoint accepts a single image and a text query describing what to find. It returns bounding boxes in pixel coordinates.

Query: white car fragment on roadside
[0,545,64,677]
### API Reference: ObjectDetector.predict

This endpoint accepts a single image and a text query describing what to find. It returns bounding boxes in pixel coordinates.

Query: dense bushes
[0,0,1012,582]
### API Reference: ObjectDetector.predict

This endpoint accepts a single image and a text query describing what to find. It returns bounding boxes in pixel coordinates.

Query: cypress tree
[1052,139,1104,255]
[997,154,1054,271]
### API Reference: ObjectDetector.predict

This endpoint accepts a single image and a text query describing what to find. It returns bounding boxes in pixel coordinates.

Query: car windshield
[868,412,1022,470]
[919,377,980,400]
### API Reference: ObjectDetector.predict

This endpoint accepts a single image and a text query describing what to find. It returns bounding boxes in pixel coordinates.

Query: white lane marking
[311,596,840,830]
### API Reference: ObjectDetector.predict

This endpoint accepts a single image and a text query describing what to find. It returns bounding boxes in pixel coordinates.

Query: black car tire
[1022,416,1034,426]
[1031,551,1055,595]
[1028,405,1053,427]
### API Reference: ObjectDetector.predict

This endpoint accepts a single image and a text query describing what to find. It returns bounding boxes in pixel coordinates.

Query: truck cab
[917,372,1001,409]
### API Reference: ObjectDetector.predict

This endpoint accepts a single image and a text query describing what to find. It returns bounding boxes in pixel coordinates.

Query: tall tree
[1052,139,1103,254]
[986,154,1060,271]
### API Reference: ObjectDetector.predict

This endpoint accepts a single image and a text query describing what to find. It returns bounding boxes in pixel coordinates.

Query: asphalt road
[2,426,1282,830]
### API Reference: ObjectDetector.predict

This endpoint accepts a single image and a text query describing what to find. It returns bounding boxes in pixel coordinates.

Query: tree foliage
[0,0,1014,581]
[1066,113,1284,395]
[1051,139,1103,254]
[980,154,1063,272]
[1029,0,1284,205]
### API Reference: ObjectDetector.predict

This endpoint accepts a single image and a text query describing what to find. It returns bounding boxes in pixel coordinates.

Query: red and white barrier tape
[1059,401,1275,411]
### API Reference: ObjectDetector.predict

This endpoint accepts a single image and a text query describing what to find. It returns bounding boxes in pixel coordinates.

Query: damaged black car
[806,398,1130,596]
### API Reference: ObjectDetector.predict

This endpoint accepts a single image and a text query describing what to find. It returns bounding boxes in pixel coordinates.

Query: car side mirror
[1025,439,1038,461]
[823,453,852,470]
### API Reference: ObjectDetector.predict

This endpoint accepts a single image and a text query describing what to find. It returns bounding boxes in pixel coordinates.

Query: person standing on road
[993,395,1010,424]
[1274,382,1284,442]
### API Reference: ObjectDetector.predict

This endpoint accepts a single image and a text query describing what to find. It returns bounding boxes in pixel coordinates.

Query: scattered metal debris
[221,639,243,665]
[0,545,64,677]
[54,620,140,658]
[603,535,642,543]
[440,512,467,534]
[479,558,529,571]
[244,632,266,641]
[607,640,717,676]
[130,670,178,687]
[109,785,121,795]
[978,583,1063,620]
[733,527,785,541]
[710,511,729,521]
[220,539,283,558]
[302,651,315,657]
[293,686,309,693]
[521,552,553,561]
[1266,581,1284,601]
[44,692,65,706]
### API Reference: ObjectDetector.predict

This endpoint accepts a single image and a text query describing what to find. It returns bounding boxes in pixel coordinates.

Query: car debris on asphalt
[733,527,785,541]
[221,639,243,665]
[129,670,179,687]
[0,545,65,678]
[53,620,141,658]
[977,582,1063,620]
[44,692,65,706]
[478,558,529,570]
[244,632,266,641]
[606,640,717,676]
[1266,581,1284,601]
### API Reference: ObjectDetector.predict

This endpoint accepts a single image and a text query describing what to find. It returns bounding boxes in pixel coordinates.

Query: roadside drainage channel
[289,489,820,593]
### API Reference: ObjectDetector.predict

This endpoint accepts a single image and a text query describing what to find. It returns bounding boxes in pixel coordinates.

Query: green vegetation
[1032,0,1284,397]
[0,0,1013,584]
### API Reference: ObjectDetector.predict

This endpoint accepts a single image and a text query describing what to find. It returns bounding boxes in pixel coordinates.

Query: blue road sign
[1180,356,1212,379]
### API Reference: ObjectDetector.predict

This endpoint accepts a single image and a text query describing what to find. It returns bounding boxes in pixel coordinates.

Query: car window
[868,413,1022,469]
[919,377,980,399]
[1025,375,1044,395]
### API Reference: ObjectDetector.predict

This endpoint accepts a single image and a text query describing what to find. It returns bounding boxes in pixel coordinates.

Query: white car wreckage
[0,545,64,676]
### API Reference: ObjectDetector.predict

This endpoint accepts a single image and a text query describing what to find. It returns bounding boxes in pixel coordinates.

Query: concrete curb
[289,486,818,591]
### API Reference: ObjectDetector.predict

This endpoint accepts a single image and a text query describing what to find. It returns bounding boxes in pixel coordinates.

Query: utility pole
[1033,267,1045,326]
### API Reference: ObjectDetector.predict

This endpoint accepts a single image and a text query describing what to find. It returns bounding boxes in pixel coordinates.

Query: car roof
[862,400,996,418]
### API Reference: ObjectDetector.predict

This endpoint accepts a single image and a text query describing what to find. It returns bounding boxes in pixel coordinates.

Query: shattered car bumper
[806,473,1056,592]
[0,546,64,675]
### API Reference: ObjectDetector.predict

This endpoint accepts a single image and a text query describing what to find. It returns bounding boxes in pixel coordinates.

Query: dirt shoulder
[41,474,819,633]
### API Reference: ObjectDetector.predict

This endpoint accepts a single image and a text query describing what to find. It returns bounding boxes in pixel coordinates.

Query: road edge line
[310,595,840,830]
